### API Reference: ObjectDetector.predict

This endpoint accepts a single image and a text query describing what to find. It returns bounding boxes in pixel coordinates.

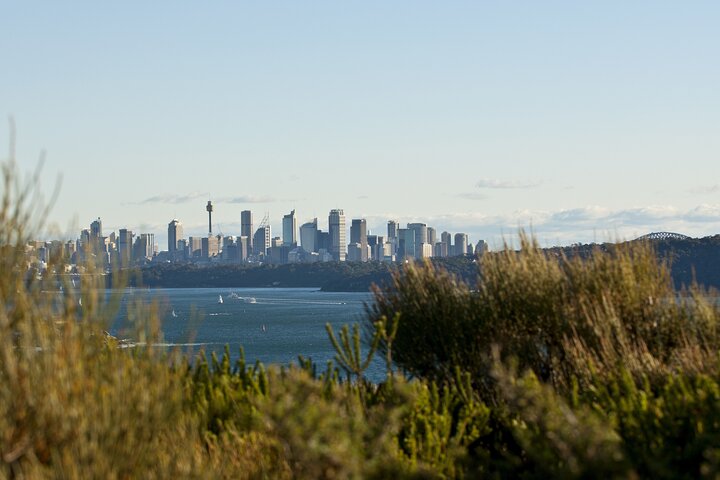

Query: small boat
[261,324,266,332]
[217,295,223,304]
[171,309,178,318]
[245,297,257,304]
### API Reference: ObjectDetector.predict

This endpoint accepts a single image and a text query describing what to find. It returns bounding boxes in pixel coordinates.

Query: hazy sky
[2,1,719,248]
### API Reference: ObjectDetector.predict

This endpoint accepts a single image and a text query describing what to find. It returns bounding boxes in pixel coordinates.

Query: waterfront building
[300,218,318,253]
[328,209,346,262]
[282,209,297,247]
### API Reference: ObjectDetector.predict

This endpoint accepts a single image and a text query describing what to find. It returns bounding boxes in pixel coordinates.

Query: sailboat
[217,295,224,304]
[171,309,178,318]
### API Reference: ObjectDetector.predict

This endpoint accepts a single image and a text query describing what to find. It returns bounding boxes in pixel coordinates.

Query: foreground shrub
[368,232,720,394]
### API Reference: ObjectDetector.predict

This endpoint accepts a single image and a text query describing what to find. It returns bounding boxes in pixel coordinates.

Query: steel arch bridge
[635,232,691,241]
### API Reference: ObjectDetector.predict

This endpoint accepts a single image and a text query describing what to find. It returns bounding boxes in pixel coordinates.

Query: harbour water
[111,287,384,379]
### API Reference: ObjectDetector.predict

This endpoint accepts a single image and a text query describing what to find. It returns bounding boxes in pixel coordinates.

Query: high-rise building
[350,219,368,262]
[347,243,362,262]
[387,220,398,240]
[90,218,102,238]
[133,233,154,261]
[201,236,220,259]
[253,226,271,257]
[387,220,399,255]
[299,218,318,253]
[188,237,203,258]
[282,209,297,246]
[117,229,133,265]
[408,223,428,259]
[317,231,330,252]
[441,231,452,258]
[167,219,183,252]
[475,240,488,256]
[241,210,253,252]
[454,233,468,256]
[328,209,346,262]
[427,227,437,247]
[398,228,415,261]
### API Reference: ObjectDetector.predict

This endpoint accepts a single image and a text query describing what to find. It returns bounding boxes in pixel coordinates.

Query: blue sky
[2,1,719,248]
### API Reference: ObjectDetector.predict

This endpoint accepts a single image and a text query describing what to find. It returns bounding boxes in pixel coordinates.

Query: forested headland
[134,235,720,292]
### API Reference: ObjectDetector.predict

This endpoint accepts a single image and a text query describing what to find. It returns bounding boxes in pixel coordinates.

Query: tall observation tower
[206,201,213,235]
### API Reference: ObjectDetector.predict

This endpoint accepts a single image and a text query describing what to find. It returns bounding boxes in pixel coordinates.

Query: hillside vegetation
[4,156,720,478]
[135,237,720,293]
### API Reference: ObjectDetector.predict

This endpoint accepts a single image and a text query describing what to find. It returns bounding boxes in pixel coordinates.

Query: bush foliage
[4,151,720,478]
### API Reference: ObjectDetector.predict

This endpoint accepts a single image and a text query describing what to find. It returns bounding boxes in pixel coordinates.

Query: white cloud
[131,192,206,205]
[365,205,720,248]
[476,178,541,189]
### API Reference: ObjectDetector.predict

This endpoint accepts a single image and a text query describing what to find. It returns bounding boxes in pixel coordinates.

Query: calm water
[111,287,384,379]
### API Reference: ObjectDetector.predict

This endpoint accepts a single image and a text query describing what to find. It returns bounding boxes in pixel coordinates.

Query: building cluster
[26,203,487,271]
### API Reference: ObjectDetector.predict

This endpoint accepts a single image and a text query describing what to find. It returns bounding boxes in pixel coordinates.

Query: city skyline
[3,2,719,247]
[44,204,482,268]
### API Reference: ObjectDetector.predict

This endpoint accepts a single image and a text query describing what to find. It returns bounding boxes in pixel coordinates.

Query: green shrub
[368,232,720,396]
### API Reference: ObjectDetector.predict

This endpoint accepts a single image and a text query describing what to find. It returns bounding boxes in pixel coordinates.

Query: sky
[2,1,719,249]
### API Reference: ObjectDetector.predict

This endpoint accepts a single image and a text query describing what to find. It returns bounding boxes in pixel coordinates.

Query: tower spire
[206,200,213,236]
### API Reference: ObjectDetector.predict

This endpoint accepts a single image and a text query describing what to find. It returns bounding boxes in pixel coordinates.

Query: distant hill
[549,234,720,291]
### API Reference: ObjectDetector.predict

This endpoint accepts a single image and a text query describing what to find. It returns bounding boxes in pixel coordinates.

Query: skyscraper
[299,218,318,253]
[454,233,468,256]
[133,233,155,261]
[328,209,346,262]
[90,218,102,238]
[427,227,437,247]
[241,210,253,252]
[441,231,452,258]
[350,219,368,262]
[167,219,183,252]
[398,228,415,261]
[282,209,297,246]
[408,223,428,258]
[387,220,399,255]
[253,225,271,257]
[117,229,133,265]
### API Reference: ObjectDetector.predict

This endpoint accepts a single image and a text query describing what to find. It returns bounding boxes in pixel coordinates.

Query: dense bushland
[4,150,720,477]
